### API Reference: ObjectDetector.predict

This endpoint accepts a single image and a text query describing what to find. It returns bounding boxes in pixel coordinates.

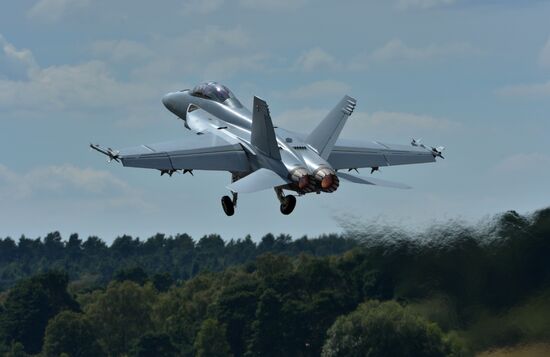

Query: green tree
[194,319,232,357]
[152,272,174,292]
[152,273,220,355]
[85,281,156,356]
[3,341,28,357]
[0,271,78,354]
[215,278,259,356]
[42,311,104,357]
[131,332,178,357]
[321,300,454,357]
[114,266,149,285]
[247,289,284,357]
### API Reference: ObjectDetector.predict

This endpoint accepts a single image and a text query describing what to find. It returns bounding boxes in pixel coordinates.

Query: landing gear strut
[222,174,239,216]
[275,188,297,215]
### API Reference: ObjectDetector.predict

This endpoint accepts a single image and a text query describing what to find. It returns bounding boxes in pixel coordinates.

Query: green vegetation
[0,208,549,356]
[0,232,355,291]
[322,300,456,357]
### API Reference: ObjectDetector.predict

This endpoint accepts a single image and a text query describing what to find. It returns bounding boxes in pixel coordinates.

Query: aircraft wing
[92,132,250,172]
[328,138,436,170]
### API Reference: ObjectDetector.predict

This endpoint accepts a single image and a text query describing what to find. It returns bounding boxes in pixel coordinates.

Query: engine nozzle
[289,167,315,192]
[313,167,339,192]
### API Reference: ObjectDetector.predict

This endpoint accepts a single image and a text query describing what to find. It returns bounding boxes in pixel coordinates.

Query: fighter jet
[91,82,444,216]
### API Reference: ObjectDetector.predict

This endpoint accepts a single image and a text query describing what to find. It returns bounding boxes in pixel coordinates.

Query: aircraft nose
[162,92,176,110]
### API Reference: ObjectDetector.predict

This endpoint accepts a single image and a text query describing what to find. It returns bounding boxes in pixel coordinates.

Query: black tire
[280,195,297,215]
[221,196,234,216]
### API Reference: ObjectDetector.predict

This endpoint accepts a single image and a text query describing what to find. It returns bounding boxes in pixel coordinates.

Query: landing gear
[221,191,238,216]
[221,196,234,216]
[275,188,297,215]
[280,195,296,215]
[222,174,240,216]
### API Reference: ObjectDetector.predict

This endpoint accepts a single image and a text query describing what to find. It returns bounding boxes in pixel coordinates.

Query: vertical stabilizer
[306,95,356,159]
[251,96,281,160]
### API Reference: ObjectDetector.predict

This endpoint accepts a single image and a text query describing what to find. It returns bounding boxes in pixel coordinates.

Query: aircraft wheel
[280,195,296,215]
[221,196,234,216]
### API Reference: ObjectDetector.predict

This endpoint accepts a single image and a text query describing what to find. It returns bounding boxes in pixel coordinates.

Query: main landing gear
[221,189,297,216]
[221,192,238,216]
[276,188,296,215]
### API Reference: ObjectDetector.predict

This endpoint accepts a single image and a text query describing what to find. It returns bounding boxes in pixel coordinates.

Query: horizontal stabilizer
[227,168,290,193]
[337,172,411,189]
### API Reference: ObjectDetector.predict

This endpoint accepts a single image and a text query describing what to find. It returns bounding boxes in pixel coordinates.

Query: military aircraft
[91,82,444,216]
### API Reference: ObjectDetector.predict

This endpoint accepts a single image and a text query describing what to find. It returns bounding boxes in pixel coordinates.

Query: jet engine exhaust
[313,167,339,192]
[289,167,315,192]
[321,175,334,189]
[298,175,310,190]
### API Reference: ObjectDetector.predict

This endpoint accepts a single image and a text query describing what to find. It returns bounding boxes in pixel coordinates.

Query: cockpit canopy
[190,82,243,108]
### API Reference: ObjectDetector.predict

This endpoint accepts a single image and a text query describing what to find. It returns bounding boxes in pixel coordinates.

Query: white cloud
[496,80,550,97]
[0,163,154,212]
[0,164,128,199]
[295,48,338,72]
[202,53,268,80]
[396,0,456,10]
[0,34,38,80]
[180,26,250,50]
[0,34,154,114]
[538,36,550,69]
[239,0,308,10]
[28,0,90,23]
[274,107,457,137]
[126,27,257,82]
[0,164,157,213]
[285,80,351,99]
[274,107,326,129]
[358,111,457,131]
[90,40,153,63]
[492,153,550,174]
[0,60,153,112]
[182,0,225,14]
[299,40,479,73]
[501,38,550,97]
[370,39,480,62]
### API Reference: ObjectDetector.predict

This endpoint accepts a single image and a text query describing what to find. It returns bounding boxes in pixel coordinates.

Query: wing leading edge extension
[94,132,250,172]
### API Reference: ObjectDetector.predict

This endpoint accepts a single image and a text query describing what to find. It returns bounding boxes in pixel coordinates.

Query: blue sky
[1,0,549,243]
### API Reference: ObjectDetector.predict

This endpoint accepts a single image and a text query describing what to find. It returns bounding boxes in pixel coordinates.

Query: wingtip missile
[431,146,445,159]
[90,143,120,163]
[411,139,445,159]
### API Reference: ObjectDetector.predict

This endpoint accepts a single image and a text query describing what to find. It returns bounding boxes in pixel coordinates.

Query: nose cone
[162,92,177,111]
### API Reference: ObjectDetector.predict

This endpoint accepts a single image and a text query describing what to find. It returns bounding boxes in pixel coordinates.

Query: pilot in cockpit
[190,82,243,108]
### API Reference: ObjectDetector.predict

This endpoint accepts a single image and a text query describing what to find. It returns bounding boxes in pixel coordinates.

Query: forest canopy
[0,207,549,356]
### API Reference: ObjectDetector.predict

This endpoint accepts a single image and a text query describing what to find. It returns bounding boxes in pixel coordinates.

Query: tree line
[0,207,549,356]
[0,232,357,292]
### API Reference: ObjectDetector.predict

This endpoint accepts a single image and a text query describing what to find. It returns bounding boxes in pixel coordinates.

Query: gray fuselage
[161,90,338,193]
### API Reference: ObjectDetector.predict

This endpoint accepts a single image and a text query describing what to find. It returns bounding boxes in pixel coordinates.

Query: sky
[0,0,549,243]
